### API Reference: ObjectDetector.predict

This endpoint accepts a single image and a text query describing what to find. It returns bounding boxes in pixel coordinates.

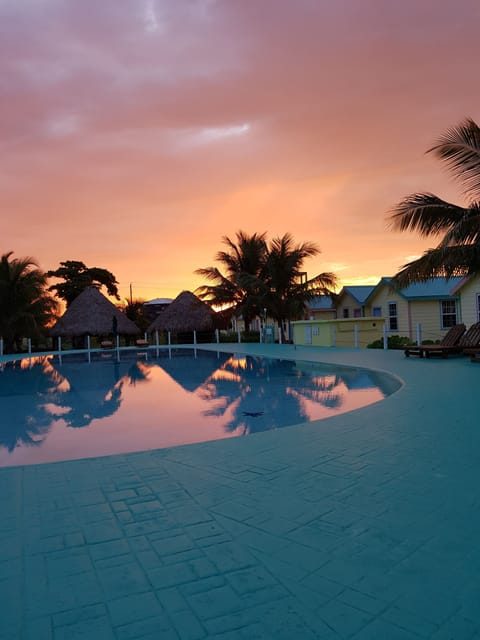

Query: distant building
[143,297,173,322]
[304,295,336,320]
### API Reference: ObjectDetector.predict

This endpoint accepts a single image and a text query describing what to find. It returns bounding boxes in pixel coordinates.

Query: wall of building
[292,318,385,348]
[407,300,447,342]
[366,287,409,335]
[308,309,337,321]
[458,277,480,326]
[335,293,364,319]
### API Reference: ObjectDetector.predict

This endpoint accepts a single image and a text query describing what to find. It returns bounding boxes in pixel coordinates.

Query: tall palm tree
[195,231,268,331]
[0,251,58,353]
[390,118,480,286]
[264,233,337,342]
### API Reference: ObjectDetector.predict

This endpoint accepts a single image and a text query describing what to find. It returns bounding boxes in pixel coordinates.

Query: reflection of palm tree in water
[197,356,345,435]
[0,357,154,456]
[0,358,62,452]
[287,373,344,410]
[51,358,151,428]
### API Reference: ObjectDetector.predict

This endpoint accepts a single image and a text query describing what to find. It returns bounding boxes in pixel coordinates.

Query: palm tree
[195,231,268,331]
[264,233,337,342]
[0,251,58,353]
[123,299,149,332]
[389,118,480,286]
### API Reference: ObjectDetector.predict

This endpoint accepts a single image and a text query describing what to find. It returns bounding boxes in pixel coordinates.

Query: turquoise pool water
[0,348,400,467]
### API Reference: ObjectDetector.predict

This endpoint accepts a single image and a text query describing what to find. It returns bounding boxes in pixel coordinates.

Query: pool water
[0,349,400,467]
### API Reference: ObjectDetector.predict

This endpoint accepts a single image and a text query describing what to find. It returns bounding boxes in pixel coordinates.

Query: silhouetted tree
[0,251,58,353]
[195,231,267,331]
[47,260,119,307]
[264,233,337,342]
[390,118,480,285]
[123,299,150,332]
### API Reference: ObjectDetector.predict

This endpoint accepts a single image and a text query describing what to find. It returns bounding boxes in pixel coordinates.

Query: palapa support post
[0,337,3,356]
[416,323,422,346]
[383,324,388,350]
[27,338,31,354]
[237,328,241,343]
[215,329,219,344]
[155,330,159,347]
[354,324,359,348]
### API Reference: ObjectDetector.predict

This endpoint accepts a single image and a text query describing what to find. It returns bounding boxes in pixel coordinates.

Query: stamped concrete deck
[1,343,479,640]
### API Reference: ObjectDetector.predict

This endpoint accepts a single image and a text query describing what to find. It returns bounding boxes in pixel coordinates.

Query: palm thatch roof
[50,286,140,337]
[148,290,217,333]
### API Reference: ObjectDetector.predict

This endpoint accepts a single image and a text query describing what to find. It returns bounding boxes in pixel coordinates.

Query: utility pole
[129,283,133,305]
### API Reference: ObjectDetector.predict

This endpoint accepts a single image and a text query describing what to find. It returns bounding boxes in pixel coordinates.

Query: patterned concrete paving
[1,343,480,639]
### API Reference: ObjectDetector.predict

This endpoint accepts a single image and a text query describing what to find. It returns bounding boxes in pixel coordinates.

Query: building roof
[306,295,335,310]
[50,286,140,337]
[147,291,217,332]
[364,276,465,302]
[339,285,376,305]
[144,298,173,306]
[399,277,464,299]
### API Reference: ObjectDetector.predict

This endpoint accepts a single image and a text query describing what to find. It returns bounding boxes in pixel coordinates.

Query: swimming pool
[0,348,400,467]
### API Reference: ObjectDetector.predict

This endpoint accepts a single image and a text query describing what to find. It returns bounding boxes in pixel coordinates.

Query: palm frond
[392,244,480,288]
[428,117,480,203]
[438,203,480,246]
[389,193,468,236]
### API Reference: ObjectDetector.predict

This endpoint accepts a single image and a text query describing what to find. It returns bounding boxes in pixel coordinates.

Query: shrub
[367,335,415,349]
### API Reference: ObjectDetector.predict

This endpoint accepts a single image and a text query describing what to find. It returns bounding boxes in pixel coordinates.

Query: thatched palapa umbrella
[148,291,216,334]
[50,286,139,338]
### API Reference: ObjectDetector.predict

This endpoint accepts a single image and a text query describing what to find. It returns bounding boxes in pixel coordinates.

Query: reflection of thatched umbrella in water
[0,358,62,452]
[147,291,217,340]
[50,286,140,341]
[153,349,229,392]
[49,357,150,428]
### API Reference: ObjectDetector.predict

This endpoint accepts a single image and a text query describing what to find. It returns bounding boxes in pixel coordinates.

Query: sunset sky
[2,0,479,302]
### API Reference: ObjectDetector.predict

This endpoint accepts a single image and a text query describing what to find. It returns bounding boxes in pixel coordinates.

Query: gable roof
[306,295,335,310]
[366,276,464,302]
[338,285,376,305]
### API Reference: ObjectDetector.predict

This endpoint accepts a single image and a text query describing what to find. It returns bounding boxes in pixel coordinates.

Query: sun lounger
[135,339,149,347]
[404,323,466,358]
[461,323,480,362]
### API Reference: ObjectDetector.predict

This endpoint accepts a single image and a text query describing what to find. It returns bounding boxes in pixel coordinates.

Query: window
[353,308,362,318]
[388,302,398,331]
[372,306,382,317]
[440,300,457,328]
[343,308,349,318]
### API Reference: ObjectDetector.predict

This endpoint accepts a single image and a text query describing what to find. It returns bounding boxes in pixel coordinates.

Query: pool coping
[1,343,479,639]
